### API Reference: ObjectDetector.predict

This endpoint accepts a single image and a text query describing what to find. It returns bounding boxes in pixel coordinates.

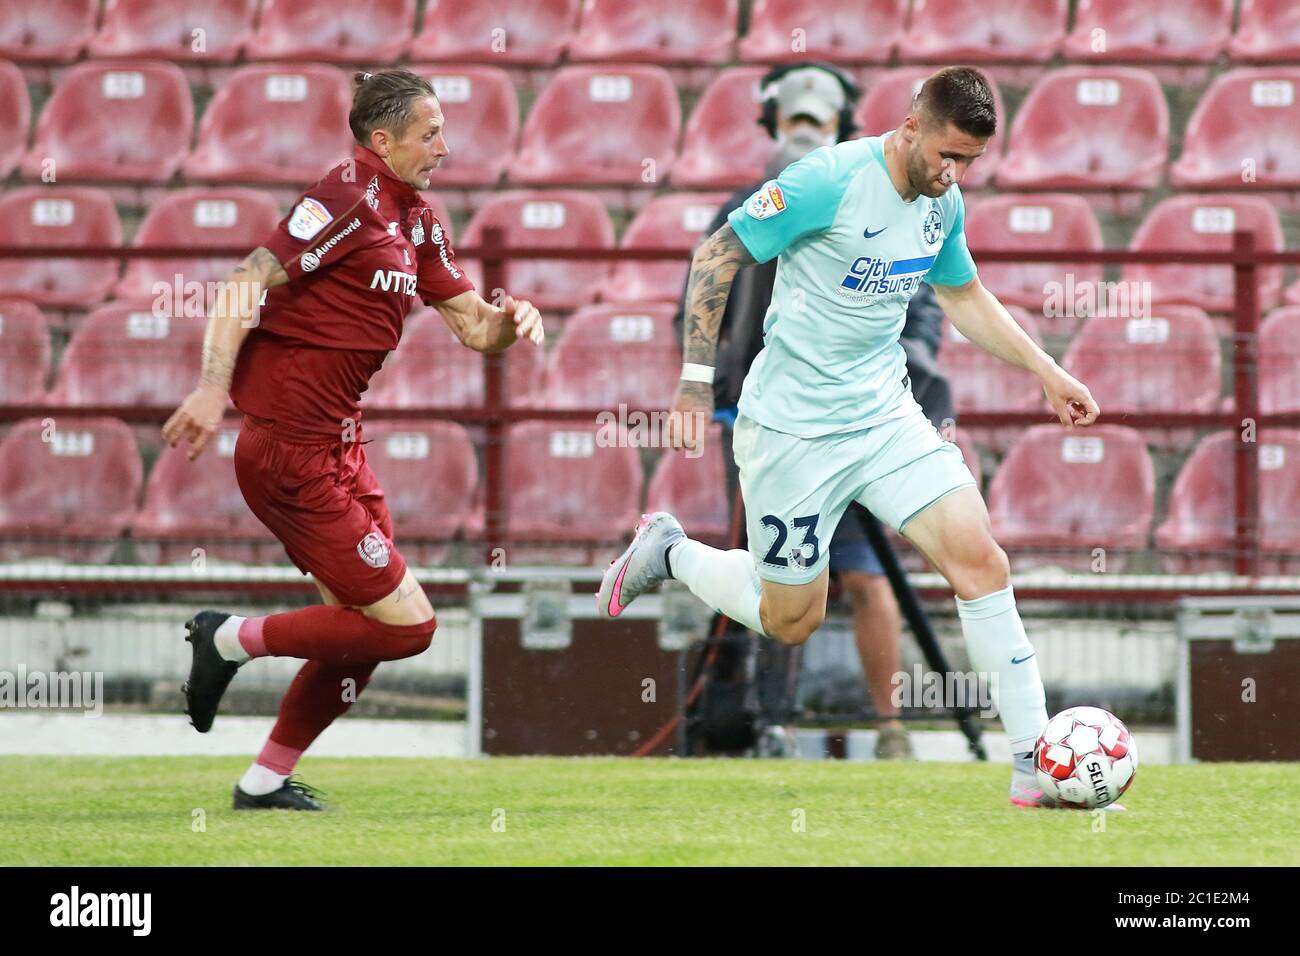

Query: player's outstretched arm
[161,247,288,460]
[933,276,1100,429]
[671,223,755,450]
[433,290,544,353]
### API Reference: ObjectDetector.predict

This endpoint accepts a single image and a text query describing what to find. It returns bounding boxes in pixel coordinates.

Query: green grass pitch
[2,756,1297,866]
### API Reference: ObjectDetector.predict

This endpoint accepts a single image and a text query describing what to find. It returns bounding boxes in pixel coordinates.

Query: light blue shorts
[732,405,976,585]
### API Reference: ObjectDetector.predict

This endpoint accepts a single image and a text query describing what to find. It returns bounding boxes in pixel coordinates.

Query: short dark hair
[349,69,436,144]
[913,67,997,139]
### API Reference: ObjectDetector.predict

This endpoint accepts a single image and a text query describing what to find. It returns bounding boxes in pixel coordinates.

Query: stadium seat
[963,193,1103,331]
[22,61,193,183]
[89,0,257,62]
[1171,68,1300,189]
[0,187,122,308]
[503,421,643,561]
[569,0,736,64]
[1260,306,1300,414]
[940,306,1045,421]
[47,305,205,409]
[0,300,51,406]
[1229,0,1300,63]
[1121,194,1284,313]
[645,424,730,547]
[357,421,479,565]
[672,67,773,189]
[1064,0,1232,62]
[403,67,518,187]
[245,0,415,63]
[364,308,543,409]
[1155,429,1300,574]
[508,65,680,187]
[901,0,1068,64]
[0,0,98,62]
[0,417,143,564]
[602,192,728,304]
[995,67,1168,190]
[409,0,579,66]
[987,424,1155,570]
[0,60,30,180]
[131,425,279,566]
[459,191,615,311]
[543,303,679,410]
[738,0,907,64]
[854,68,1008,186]
[184,65,352,185]
[114,188,283,305]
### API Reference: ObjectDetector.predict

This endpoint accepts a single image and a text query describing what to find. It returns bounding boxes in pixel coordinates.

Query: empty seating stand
[0,187,122,308]
[542,302,679,410]
[0,300,51,406]
[0,60,31,180]
[738,0,907,64]
[672,67,773,189]
[645,424,731,548]
[409,0,579,66]
[89,0,257,63]
[0,0,98,62]
[901,0,1068,64]
[1064,0,1232,63]
[602,192,728,304]
[1229,0,1300,63]
[244,0,416,64]
[568,0,737,64]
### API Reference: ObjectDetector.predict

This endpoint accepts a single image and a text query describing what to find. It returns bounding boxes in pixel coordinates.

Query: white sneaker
[596,512,685,619]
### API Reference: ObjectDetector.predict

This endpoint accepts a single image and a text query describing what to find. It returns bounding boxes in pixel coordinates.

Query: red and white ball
[1034,706,1138,809]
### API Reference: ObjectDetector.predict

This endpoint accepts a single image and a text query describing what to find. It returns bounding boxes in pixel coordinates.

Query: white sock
[955,585,1048,759]
[668,539,767,637]
[239,762,288,796]
[214,615,249,663]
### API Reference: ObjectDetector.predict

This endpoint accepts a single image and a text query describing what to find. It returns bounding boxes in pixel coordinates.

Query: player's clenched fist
[501,295,544,346]
[667,380,713,455]
[161,383,227,461]
[1040,365,1100,430]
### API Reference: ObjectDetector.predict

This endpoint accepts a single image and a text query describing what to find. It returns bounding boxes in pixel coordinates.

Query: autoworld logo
[0,667,103,717]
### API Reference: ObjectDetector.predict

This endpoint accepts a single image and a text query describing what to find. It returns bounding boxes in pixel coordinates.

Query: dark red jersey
[230,146,474,438]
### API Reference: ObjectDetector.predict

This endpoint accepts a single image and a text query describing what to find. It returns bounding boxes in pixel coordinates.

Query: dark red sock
[239,605,436,665]
[258,660,380,772]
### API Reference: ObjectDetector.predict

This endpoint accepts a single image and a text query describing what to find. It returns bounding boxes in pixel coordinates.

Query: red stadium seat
[0,60,30,180]
[364,308,542,409]
[543,303,679,410]
[901,0,1068,64]
[0,187,122,308]
[1064,0,1232,63]
[0,417,143,564]
[131,425,278,566]
[1260,306,1300,414]
[508,65,681,187]
[1155,429,1300,574]
[987,424,1155,570]
[360,421,479,565]
[184,65,352,185]
[47,305,205,409]
[996,67,1168,190]
[963,193,1102,332]
[409,0,579,66]
[90,0,257,62]
[940,306,1045,420]
[1171,68,1300,189]
[404,67,518,187]
[672,67,773,189]
[0,301,51,406]
[645,424,730,547]
[245,0,415,63]
[23,61,193,183]
[503,421,643,562]
[738,0,907,64]
[602,192,728,304]
[1229,0,1300,63]
[569,0,737,64]
[854,68,1007,187]
[1121,194,1284,313]
[114,188,283,305]
[460,191,615,311]
[0,0,97,62]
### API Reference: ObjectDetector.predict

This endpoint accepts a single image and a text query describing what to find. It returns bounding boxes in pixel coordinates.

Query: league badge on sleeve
[745,181,787,221]
[287,197,332,240]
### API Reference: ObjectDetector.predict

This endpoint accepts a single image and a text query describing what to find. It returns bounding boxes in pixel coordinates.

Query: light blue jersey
[727,133,978,438]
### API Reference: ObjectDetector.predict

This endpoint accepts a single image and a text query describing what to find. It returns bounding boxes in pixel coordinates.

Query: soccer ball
[1033,706,1138,809]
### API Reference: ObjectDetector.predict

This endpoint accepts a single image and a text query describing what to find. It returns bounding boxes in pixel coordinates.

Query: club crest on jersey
[286,197,332,240]
[356,531,391,569]
[745,181,787,221]
[923,207,943,245]
[365,176,381,211]
[410,219,425,246]
[838,254,937,298]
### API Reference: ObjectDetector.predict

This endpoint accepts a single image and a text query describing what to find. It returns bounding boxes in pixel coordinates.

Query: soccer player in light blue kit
[598,68,1105,809]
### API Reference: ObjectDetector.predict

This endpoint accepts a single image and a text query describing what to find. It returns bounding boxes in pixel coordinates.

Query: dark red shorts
[234,415,407,606]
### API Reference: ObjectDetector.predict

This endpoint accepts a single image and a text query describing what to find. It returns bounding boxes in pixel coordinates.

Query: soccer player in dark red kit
[162,70,544,810]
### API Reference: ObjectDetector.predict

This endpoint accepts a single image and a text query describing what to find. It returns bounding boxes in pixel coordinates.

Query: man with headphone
[671,62,951,760]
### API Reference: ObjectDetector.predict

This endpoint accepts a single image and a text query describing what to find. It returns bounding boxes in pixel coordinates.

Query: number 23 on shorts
[759,512,821,569]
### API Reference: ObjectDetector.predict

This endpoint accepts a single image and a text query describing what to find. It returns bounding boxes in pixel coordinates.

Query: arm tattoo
[681,223,754,367]
[199,247,286,389]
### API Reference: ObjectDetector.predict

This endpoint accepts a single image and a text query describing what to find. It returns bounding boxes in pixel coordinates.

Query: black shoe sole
[232,784,326,811]
[182,611,239,734]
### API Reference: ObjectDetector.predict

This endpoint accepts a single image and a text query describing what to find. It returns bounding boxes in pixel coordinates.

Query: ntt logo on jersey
[837,254,937,297]
[370,269,418,295]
